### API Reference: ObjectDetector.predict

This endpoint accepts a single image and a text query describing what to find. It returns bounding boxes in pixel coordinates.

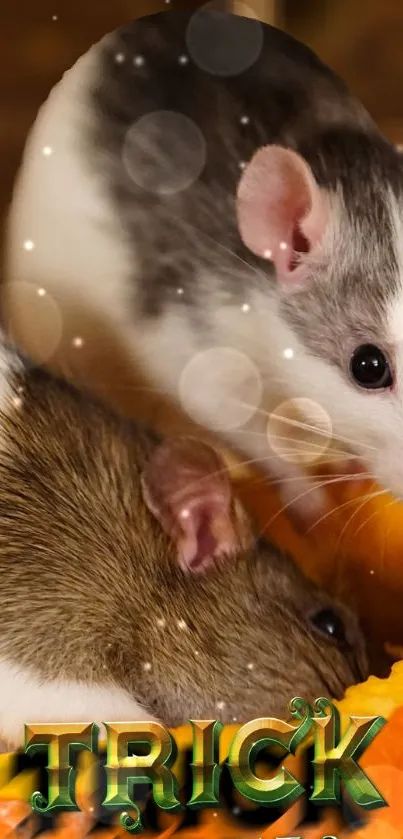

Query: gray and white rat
[6,8,403,522]
[0,337,367,749]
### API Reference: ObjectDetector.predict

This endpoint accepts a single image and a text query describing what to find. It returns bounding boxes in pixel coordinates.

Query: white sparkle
[247,662,254,671]
[241,303,250,313]
[72,336,84,348]
[179,55,189,65]
[194,650,199,657]
[177,287,184,295]
[157,617,166,628]
[370,570,375,575]
[12,397,22,409]
[263,248,272,259]
[239,161,246,170]
[232,717,237,722]
[283,347,294,360]
[143,661,152,672]
[279,241,288,251]
[102,664,107,670]
[232,806,240,815]
[52,15,58,21]
[216,700,226,711]
[133,55,145,67]
[17,386,24,394]
[180,508,190,520]
[37,287,46,297]
[115,53,126,64]
[240,115,250,125]
[89,807,94,813]
[213,813,217,818]
[42,145,53,157]
[177,619,187,631]
[107,643,112,648]
[23,240,35,251]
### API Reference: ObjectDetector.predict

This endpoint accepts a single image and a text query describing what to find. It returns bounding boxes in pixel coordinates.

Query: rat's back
[5,9,370,327]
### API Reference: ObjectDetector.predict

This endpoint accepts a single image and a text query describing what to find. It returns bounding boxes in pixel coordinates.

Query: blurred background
[1,0,403,247]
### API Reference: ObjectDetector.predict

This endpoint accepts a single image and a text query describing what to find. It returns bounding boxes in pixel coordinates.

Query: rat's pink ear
[237,145,328,287]
[141,438,253,574]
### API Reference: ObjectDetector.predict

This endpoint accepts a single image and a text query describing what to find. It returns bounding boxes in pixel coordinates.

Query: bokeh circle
[179,347,262,431]
[186,2,264,77]
[123,111,206,195]
[267,397,332,465]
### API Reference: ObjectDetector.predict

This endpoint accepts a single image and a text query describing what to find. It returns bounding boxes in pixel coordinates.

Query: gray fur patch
[87,9,403,372]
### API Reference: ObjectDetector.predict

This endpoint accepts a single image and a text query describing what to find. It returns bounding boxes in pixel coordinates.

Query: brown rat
[0,338,368,748]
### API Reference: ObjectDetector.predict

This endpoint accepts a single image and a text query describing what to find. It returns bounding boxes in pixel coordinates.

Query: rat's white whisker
[199,232,270,286]
[262,474,370,531]
[305,488,377,534]
[232,398,377,453]
[331,489,389,558]
[353,495,401,540]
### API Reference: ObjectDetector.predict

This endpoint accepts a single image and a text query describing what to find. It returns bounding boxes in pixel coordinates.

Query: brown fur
[0,358,368,725]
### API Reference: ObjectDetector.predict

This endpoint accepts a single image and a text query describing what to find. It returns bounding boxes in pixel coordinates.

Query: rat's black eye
[310,608,346,644]
[350,344,393,390]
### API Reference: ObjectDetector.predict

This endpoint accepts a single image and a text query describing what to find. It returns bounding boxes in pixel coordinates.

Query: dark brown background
[2,0,403,243]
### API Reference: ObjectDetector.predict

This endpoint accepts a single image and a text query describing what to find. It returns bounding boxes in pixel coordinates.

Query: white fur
[5,38,133,327]
[0,343,25,438]
[0,660,157,749]
[7,31,403,511]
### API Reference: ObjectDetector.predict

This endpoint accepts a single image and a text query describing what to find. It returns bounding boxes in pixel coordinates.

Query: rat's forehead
[281,276,394,370]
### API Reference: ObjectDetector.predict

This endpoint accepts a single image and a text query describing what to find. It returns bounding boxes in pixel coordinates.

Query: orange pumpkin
[235,470,403,646]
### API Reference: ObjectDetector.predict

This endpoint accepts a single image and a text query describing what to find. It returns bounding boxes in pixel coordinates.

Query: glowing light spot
[37,287,46,297]
[177,287,184,296]
[123,111,206,195]
[42,146,53,157]
[279,241,288,251]
[157,617,166,629]
[52,14,58,21]
[194,650,200,657]
[177,619,187,631]
[241,303,250,313]
[180,347,262,432]
[133,55,145,67]
[72,336,84,348]
[267,397,332,466]
[12,397,22,409]
[240,115,250,125]
[143,661,152,672]
[283,347,294,360]
[263,249,272,259]
[247,662,254,671]
[239,161,246,170]
[186,4,263,78]
[216,700,226,711]
[180,508,190,520]
[23,240,35,251]
[179,55,189,65]
[115,53,125,64]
